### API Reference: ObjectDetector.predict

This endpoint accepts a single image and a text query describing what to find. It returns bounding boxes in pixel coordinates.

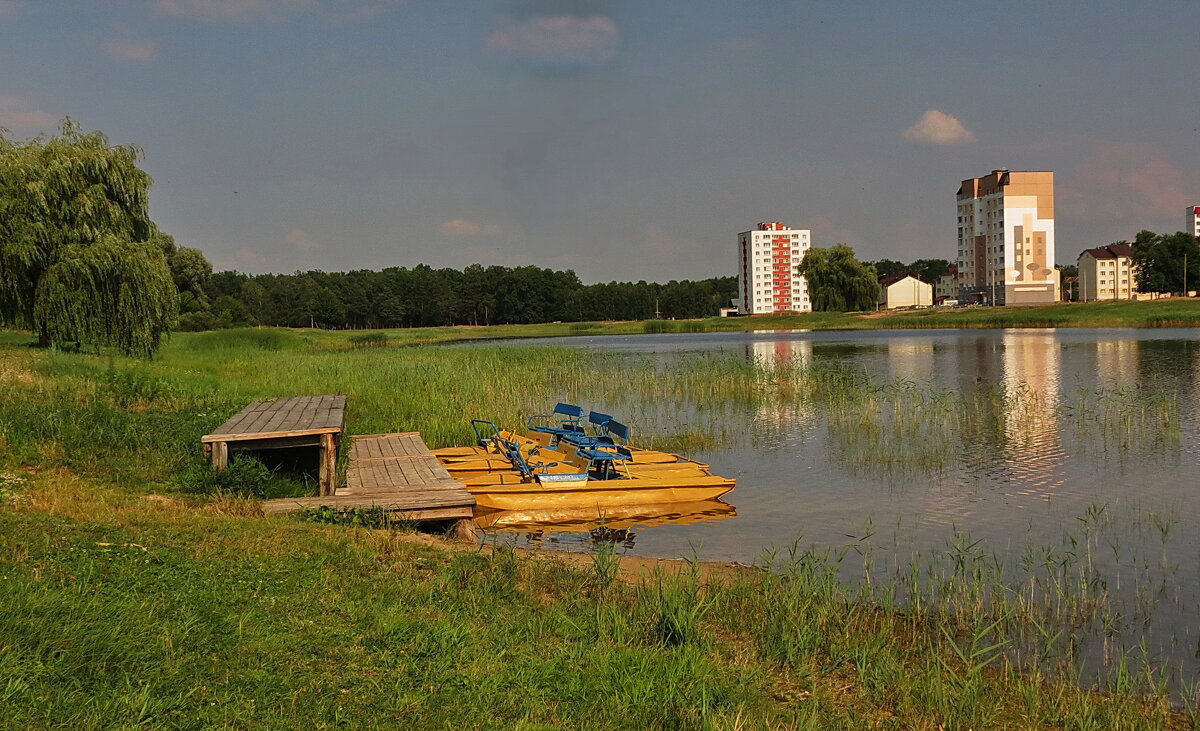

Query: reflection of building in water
[885,339,936,383]
[1000,331,1066,499]
[747,337,813,368]
[742,338,815,446]
[1091,339,1140,390]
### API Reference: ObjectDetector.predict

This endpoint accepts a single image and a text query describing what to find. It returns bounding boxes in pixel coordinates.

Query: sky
[2,1,1199,283]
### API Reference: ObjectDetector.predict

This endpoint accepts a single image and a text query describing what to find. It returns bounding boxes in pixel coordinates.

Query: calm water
[497,328,1200,562]
[480,327,1200,691]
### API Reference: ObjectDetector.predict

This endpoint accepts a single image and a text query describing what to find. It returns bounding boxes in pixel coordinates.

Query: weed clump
[348,332,389,348]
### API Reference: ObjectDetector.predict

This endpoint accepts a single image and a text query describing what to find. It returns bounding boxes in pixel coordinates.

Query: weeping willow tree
[0,120,176,356]
[797,244,880,312]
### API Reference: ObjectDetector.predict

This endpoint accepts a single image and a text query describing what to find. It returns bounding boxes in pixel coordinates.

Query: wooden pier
[202,395,346,496]
[262,432,476,522]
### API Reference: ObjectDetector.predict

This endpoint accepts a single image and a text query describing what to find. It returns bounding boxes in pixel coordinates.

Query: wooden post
[212,441,229,472]
[319,432,337,496]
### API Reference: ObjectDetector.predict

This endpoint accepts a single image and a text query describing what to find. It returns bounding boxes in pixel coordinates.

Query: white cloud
[487,15,620,67]
[903,109,975,146]
[0,95,57,131]
[440,218,501,237]
[104,38,159,62]
[154,0,317,23]
[285,227,321,250]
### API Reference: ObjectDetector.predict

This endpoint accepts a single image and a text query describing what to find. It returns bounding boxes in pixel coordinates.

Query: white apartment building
[1077,243,1137,301]
[737,222,811,314]
[956,169,1056,305]
[1189,206,1200,237]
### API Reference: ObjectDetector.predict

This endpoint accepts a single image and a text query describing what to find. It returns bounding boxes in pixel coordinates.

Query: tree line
[181,266,738,330]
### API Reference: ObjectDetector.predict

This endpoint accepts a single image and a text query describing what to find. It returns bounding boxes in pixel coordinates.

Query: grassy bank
[0,328,1196,727]
[1,473,1190,728]
[178,298,1200,350]
[361,298,1200,342]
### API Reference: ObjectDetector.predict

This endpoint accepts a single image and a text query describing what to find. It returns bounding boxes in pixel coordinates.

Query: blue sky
[2,1,1198,282]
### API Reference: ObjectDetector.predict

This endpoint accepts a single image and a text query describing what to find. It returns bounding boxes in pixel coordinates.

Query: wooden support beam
[212,441,229,472]
[319,432,337,497]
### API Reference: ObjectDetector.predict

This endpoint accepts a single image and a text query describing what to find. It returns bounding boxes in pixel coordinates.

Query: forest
[180,265,739,330]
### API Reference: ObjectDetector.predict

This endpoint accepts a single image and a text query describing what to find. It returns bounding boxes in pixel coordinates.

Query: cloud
[153,0,396,24]
[103,38,158,62]
[285,227,321,250]
[440,218,502,237]
[806,216,863,248]
[154,0,317,23]
[0,95,57,131]
[903,109,975,146]
[487,14,620,67]
[229,247,268,271]
[0,1,22,19]
[1073,141,1196,218]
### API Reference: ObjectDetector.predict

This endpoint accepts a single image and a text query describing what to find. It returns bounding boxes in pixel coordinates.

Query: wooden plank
[265,430,478,522]
[263,493,475,513]
[263,501,474,521]
[202,426,342,443]
[204,395,347,440]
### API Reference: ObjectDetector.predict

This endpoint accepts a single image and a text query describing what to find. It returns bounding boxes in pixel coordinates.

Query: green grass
[0,325,1197,727]
[149,298,1200,349]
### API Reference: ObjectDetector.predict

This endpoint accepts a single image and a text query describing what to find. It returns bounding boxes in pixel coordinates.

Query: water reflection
[482,327,1200,698]
[999,330,1066,502]
[480,499,737,551]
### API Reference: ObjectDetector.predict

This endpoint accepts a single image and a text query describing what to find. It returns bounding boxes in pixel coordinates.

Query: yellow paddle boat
[435,420,735,512]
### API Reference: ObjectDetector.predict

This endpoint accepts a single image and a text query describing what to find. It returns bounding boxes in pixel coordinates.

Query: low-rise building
[1077,243,1137,301]
[879,274,933,310]
[1189,206,1200,238]
[935,265,958,302]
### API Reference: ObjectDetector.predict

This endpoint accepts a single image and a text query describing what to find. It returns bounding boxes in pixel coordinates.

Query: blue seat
[526,402,586,444]
[577,444,632,480]
[562,419,629,450]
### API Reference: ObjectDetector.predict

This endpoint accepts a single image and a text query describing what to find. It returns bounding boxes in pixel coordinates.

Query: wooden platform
[262,432,476,522]
[202,395,346,496]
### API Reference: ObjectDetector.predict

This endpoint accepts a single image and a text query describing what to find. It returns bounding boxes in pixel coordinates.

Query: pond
[491,328,1198,559]
[480,327,1200,693]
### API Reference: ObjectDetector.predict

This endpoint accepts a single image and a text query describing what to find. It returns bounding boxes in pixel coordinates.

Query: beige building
[956,170,1056,305]
[1077,243,1137,301]
[935,265,958,303]
[879,274,933,309]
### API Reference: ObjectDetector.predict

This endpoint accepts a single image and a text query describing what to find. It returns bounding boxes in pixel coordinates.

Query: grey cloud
[487,14,620,68]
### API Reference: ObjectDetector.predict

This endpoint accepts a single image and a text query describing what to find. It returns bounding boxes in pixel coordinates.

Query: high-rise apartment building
[956,170,1056,305]
[737,222,811,314]
[1188,206,1200,237]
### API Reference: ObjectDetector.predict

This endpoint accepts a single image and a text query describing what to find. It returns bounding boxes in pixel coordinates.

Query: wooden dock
[202,395,346,496]
[262,432,476,522]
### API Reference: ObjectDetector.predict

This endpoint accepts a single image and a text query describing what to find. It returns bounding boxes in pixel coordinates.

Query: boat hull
[466,476,735,511]
[475,498,736,532]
